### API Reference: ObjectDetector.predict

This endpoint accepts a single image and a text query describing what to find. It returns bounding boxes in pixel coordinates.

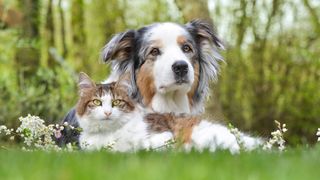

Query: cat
[75,72,173,151]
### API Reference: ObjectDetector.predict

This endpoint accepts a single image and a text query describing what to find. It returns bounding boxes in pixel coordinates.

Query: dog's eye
[182,44,192,53]
[150,48,160,56]
[92,99,102,106]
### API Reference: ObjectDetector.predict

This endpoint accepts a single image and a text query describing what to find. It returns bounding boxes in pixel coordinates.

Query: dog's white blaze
[145,23,195,114]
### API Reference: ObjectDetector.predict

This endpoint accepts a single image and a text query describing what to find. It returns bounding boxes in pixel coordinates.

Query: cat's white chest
[80,132,114,150]
[79,127,145,151]
[79,116,173,152]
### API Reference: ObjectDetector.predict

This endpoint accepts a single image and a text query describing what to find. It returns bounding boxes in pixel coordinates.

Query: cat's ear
[78,72,95,89]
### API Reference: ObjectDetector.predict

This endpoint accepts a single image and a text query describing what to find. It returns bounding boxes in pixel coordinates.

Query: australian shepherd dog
[59,19,224,145]
[102,19,224,115]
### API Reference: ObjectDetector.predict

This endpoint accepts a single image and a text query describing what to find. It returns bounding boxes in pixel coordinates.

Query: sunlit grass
[1,146,320,180]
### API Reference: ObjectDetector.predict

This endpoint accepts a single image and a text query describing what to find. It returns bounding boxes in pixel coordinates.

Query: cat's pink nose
[104,112,112,116]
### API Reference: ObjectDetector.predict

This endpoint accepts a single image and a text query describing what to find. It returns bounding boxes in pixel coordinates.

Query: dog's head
[102,19,224,114]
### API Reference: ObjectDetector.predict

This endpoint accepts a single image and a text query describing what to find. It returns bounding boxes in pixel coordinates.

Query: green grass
[1,146,320,180]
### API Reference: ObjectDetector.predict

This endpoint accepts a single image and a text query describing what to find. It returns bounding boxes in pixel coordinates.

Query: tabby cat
[76,72,173,151]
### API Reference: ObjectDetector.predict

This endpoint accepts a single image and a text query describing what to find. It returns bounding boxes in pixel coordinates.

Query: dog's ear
[101,30,136,63]
[186,19,225,105]
[185,19,224,79]
[185,19,224,49]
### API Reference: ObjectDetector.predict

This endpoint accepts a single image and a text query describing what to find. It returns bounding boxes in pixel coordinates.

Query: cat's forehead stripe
[95,84,112,97]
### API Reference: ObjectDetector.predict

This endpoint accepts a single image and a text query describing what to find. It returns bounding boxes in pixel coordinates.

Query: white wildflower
[3,114,75,151]
[59,126,64,131]
[263,120,287,151]
[229,123,245,151]
[104,141,116,150]
[0,125,14,135]
[149,138,176,151]
[65,143,74,152]
[164,139,176,148]
[81,141,90,149]
[316,128,320,142]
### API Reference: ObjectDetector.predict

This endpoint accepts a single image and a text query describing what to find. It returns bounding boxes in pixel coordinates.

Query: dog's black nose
[172,61,188,77]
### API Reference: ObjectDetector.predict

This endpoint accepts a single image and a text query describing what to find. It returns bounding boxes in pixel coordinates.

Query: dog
[102,19,224,114]
[58,19,224,146]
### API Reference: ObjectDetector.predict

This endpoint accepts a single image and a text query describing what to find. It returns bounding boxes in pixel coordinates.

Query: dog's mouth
[175,79,189,85]
[158,79,192,93]
[159,80,189,89]
[173,70,191,84]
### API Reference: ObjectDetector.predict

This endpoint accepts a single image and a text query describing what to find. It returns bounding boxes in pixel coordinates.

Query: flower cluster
[102,141,116,151]
[164,139,176,148]
[3,115,320,153]
[263,120,287,151]
[0,125,14,136]
[0,114,76,151]
[228,123,245,151]
[151,139,176,151]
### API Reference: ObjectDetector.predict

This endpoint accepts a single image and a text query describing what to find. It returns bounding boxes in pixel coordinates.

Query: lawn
[1,146,320,180]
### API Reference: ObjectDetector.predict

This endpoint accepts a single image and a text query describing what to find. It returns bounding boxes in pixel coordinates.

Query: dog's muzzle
[172,60,189,84]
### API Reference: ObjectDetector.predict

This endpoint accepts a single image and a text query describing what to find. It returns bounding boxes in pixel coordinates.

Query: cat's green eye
[112,99,121,107]
[92,99,102,106]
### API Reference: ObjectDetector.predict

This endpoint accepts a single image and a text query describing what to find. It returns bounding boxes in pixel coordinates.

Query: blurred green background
[0,0,319,145]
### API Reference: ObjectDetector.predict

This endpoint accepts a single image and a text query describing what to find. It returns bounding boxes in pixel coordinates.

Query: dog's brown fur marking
[149,39,163,49]
[144,113,172,132]
[177,35,195,52]
[137,60,156,106]
[113,35,134,61]
[187,60,200,106]
[177,35,187,45]
[145,113,200,143]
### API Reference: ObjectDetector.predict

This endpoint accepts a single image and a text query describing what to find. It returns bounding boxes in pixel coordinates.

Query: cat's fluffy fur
[78,106,173,151]
[76,73,173,151]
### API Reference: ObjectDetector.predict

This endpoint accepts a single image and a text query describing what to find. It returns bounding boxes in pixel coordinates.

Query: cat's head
[75,72,136,132]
